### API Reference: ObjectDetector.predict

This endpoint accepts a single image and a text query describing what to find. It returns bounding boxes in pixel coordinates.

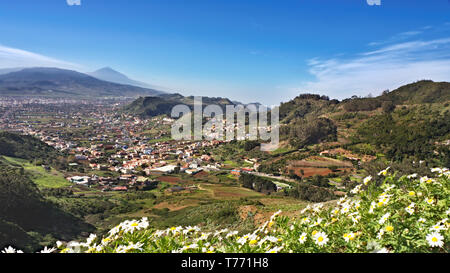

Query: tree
[288,117,337,148]
[382,101,395,113]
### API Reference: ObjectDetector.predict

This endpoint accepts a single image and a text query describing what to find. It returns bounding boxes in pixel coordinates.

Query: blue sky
[0,0,449,105]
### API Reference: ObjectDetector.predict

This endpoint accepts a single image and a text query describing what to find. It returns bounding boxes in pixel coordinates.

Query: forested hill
[0,133,95,251]
[0,131,62,165]
[379,80,450,104]
[0,160,94,252]
[276,80,450,166]
[123,93,239,118]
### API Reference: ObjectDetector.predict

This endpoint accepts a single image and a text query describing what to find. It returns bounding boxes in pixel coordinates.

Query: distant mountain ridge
[0,68,25,75]
[0,67,164,98]
[89,67,164,90]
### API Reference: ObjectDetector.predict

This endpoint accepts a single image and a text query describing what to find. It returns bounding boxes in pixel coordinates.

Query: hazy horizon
[1,0,449,105]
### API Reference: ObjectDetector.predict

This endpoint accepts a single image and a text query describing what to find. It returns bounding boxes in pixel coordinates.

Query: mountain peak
[89,67,162,91]
[0,67,163,98]
[91,67,129,79]
[95,67,121,73]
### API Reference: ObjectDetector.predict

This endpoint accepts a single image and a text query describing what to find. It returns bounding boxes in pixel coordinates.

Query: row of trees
[239,173,277,194]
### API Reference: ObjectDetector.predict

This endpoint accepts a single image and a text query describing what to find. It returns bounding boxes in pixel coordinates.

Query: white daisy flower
[378,167,390,176]
[405,203,415,215]
[266,246,283,253]
[407,173,418,179]
[298,233,307,244]
[301,205,311,214]
[126,242,144,252]
[363,175,372,185]
[379,213,391,225]
[86,234,97,246]
[1,246,23,253]
[340,205,351,214]
[373,247,389,253]
[343,232,355,242]
[312,203,323,213]
[39,246,56,253]
[426,232,444,248]
[313,232,329,247]
[430,224,445,232]
[351,184,363,194]
[377,229,385,239]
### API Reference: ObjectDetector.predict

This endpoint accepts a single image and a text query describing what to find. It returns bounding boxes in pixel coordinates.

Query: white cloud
[300,36,450,99]
[363,38,450,56]
[67,0,81,6]
[0,44,81,70]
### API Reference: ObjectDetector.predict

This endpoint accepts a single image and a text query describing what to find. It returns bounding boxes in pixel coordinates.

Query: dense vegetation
[0,132,62,165]
[17,167,448,253]
[353,106,450,165]
[0,161,94,252]
[287,183,336,203]
[272,80,450,166]
[123,93,238,118]
[239,173,277,194]
[1,80,449,253]
[282,117,337,148]
[380,80,450,104]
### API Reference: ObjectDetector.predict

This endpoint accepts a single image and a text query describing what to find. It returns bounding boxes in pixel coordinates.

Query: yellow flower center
[318,237,323,242]
[312,230,318,236]
[249,240,257,245]
[432,237,438,242]
[385,226,394,232]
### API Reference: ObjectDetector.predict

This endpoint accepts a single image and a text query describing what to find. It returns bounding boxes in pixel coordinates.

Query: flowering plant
[3,167,449,253]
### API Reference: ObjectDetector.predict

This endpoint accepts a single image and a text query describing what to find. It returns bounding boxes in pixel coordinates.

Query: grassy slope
[1,156,70,189]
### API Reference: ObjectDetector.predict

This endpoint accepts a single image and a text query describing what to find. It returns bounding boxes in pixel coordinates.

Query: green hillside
[0,160,94,252]
[380,80,450,104]
[274,81,450,166]
[0,131,62,165]
[123,93,240,118]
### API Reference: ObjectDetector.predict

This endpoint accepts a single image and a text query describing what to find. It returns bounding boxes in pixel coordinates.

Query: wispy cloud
[0,44,81,70]
[300,32,450,99]
[368,29,423,47]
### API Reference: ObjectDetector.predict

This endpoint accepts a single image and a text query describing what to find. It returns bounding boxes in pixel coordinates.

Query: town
[0,97,280,195]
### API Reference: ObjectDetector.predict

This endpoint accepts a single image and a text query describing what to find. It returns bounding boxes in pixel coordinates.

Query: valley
[0,80,449,253]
